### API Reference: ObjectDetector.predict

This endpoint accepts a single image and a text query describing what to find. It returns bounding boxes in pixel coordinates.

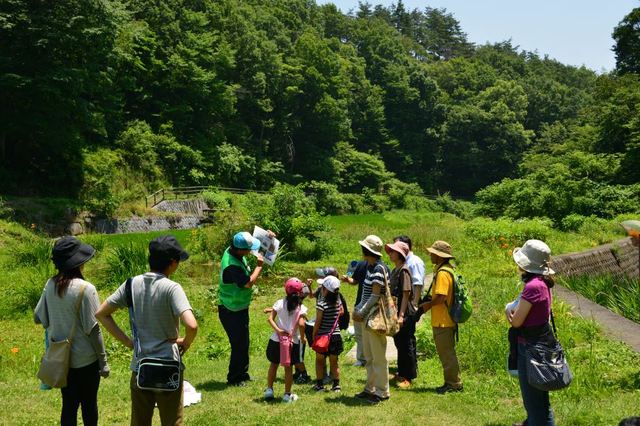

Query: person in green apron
[218,231,270,386]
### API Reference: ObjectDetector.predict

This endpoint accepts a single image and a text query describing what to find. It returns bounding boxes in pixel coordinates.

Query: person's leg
[405,317,418,381]
[267,362,278,389]
[130,372,156,426]
[354,320,366,364]
[155,379,184,426]
[329,354,340,390]
[219,306,250,384]
[78,361,100,426]
[284,365,293,394]
[315,353,326,382]
[393,323,408,381]
[361,325,375,394]
[517,343,555,426]
[369,330,389,398]
[61,368,81,426]
[433,327,461,388]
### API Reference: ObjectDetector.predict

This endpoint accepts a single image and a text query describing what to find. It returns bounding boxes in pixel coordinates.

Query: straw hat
[359,235,383,257]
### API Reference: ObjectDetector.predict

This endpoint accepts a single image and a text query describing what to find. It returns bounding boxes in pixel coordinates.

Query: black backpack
[338,293,350,330]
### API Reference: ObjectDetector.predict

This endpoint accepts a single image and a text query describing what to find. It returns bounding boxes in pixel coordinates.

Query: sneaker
[366,394,387,404]
[354,390,373,399]
[312,384,326,392]
[282,393,298,403]
[436,383,463,394]
[295,373,311,384]
[388,373,399,381]
[322,374,332,385]
[263,387,274,400]
[397,379,411,389]
[353,360,366,367]
[331,384,341,392]
[228,381,247,387]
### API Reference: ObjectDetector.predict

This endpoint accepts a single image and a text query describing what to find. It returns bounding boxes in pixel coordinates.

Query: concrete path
[554,284,640,352]
[345,335,397,361]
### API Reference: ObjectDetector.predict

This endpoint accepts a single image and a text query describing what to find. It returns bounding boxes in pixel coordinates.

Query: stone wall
[154,199,209,216]
[94,215,201,234]
[551,237,639,280]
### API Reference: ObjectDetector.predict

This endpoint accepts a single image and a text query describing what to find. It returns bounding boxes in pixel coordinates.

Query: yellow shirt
[430,262,455,328]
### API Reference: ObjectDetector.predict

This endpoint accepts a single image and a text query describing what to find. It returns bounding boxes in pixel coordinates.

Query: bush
[103,242,148,288]
[80,148,123,217]
[380,178,424,209]
[464,217,553,247]
[300,181,350,215]
[201,189,231,210]
[434,193,475,219]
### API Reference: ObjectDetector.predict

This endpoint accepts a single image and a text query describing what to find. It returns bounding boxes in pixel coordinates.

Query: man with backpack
[416,240,463,394]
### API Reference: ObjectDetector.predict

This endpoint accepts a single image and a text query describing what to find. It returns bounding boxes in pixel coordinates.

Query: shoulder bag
[365,268,400,336]
[311,304,340,354]
[37,283,87,388]
[126,278,182,392]
[524,288,573,392]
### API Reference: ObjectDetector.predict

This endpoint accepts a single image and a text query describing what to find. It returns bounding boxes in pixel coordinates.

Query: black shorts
[315,334,344,356]
[266,339,302,365]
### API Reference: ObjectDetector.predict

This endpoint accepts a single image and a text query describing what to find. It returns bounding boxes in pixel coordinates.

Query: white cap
[321,276,341,293]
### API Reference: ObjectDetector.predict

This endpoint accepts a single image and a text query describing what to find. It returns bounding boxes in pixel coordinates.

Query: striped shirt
[356,261,389,312]
[316,299,341,336]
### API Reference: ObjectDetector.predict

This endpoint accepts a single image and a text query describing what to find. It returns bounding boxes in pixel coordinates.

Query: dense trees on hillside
[1,0,639,220]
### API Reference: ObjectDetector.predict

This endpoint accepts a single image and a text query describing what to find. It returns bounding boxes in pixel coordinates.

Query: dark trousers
[61,361,100,426]
[517,342,555,426]
[218,305,250,384]
[393,316,418,380]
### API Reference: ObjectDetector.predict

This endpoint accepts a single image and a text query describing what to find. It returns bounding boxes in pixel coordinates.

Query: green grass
[561,275,640,323]
[0,213,639,425]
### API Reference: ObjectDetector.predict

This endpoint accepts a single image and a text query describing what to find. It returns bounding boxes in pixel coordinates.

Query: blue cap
[233,231,261,250]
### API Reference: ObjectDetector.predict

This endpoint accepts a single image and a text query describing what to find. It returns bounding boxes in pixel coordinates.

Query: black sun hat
[149,235,189,263]
[52,236,96,271]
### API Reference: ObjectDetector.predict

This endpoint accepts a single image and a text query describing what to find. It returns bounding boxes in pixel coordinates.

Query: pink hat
[285,277,304,295]
[384,241,410,260]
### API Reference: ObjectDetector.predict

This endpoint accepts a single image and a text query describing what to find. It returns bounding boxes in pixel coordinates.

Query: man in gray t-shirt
[96,235,197,426]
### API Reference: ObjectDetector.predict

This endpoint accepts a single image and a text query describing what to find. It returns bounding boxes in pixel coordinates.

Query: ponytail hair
[53,267,84,297]
[286,293,302,312]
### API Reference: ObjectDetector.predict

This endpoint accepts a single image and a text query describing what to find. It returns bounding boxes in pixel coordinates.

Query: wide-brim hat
[52,236,96,271]
[427,240,454,259]
[513,239,555,275]
[385,241,410,260]
[359,234,383,257]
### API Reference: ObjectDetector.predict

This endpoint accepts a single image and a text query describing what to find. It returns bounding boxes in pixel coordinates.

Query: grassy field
[0,211,639,425]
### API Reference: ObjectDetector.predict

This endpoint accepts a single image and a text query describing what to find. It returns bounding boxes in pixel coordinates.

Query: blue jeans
[517,342,555,426]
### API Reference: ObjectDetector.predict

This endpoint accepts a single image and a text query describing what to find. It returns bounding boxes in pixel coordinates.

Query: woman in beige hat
[506,239,556,426]
[352,235,392,403]
[385,240,417,389]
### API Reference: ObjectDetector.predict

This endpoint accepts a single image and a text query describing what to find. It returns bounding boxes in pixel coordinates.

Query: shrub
[381,178,424,209]
[80,148,123,217]
[464,216,552,247]
[434,193,475,219]
[103,242,148,288]
[300,181,350,215]
[201,189,231,210]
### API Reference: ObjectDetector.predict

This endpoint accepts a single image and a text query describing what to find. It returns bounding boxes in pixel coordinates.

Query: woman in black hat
[34,236,109,426]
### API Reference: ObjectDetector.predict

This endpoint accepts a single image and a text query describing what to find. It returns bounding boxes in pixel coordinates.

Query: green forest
[2,0,640,221]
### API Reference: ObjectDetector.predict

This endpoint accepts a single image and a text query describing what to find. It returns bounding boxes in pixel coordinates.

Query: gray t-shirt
[107,272,192,371]
[34,278,100,368]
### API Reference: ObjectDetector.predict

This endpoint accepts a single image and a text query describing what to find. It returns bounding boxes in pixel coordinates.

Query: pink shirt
[520,277,552,328]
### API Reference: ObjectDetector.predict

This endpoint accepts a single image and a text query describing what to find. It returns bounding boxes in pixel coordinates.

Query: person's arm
[298,316,307,345]
[175,309,198,354]
[244,254,264,288]
[95,301,134,349]
[268,309,285,335]
[419,293,447,312]
[88,324,110,377]
[412,285,423,305]
[341,275,355,285]
[354,282,381,320]
[312,309,324,341]
[508,299,533,328]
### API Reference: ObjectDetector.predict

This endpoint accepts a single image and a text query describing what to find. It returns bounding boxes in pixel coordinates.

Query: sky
[316,0,639,72]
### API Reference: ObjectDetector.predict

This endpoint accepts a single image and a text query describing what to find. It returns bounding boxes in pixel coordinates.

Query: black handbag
[126,278,182,392]
[524,311,572,392]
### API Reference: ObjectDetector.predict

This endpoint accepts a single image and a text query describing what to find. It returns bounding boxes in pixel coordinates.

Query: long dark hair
[286,293,302,312]
[54,267,84,297]
[522,272,555,289]
[323,289,339,306]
